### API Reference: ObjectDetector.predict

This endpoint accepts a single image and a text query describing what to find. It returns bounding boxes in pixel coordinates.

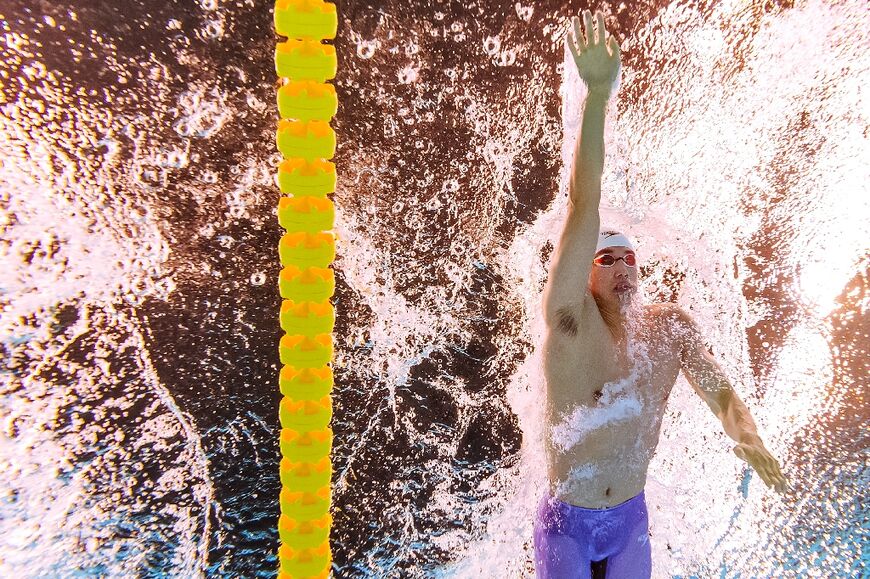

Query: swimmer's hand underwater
[733,435,788,493]
[567,10,621,97]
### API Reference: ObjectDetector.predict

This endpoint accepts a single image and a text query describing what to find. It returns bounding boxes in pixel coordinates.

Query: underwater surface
[0,0,867,576]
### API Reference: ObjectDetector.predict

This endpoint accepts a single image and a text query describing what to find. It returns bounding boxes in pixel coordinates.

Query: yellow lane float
[277,158,336,197]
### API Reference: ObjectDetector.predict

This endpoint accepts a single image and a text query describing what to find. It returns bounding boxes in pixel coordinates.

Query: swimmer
[534,10,788,579]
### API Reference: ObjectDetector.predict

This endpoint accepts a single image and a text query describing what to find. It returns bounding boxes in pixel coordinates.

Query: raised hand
[567,9,622,97]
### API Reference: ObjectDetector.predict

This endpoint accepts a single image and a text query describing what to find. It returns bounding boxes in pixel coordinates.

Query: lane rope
[274,1,338,577]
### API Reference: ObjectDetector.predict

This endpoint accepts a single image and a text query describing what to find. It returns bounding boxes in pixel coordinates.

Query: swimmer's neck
[592,294,633,342]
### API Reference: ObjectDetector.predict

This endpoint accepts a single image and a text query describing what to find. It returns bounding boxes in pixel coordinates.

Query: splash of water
[0,0,866,577]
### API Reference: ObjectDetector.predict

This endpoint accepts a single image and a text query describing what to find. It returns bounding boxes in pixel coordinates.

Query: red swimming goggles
[593,253,637,267]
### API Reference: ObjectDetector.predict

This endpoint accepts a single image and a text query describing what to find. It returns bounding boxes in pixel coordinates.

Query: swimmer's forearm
[569,90,610,210]
[718,388,761,444]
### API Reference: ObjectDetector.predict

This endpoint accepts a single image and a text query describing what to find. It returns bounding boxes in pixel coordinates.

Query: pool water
[0,0,867,576]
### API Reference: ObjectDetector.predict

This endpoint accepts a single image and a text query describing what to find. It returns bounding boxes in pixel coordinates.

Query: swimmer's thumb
[733,445,748,461]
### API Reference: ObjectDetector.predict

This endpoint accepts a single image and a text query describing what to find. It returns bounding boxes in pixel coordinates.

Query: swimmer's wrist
[738,431,762,445]
[586,86,612,100]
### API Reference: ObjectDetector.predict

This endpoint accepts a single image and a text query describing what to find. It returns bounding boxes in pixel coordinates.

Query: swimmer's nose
[613,260,633,277]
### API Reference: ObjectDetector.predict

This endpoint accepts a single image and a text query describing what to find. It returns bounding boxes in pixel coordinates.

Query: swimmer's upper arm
[671,306,733,417]
[542,204,600,335]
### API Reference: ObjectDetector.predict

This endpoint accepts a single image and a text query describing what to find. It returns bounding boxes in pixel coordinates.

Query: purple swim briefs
[533,491,651,579]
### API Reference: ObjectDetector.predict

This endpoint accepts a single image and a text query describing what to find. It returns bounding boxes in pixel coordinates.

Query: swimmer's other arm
[671,306,788,493]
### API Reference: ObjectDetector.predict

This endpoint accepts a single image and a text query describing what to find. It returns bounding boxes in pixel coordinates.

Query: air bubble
[357,40,376,59]
[398,66,419,84]
[515,3,534,22]
[201,170,217,184]
[174,121,191,137]
[133,165,166,189]
[246,93,266,112]
[202,19,224,39]
[217,235,235,249]
[162,149,188,169]
[483,36,501,56]
[496,49,517,66]
[250,272,266,286]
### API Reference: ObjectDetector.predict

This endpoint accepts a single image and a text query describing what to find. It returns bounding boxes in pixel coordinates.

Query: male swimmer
[535,10,788,578]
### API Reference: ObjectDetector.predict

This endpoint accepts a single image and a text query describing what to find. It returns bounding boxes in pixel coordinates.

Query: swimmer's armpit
[555,306,579,337]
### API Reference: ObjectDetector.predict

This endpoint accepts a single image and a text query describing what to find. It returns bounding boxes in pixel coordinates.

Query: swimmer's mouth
[614,282,633,293]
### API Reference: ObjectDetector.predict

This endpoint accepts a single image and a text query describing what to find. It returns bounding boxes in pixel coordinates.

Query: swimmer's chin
[616,289,638,308]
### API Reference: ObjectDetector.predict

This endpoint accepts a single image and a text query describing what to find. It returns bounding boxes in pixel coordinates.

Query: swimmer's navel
[605,487,611,496]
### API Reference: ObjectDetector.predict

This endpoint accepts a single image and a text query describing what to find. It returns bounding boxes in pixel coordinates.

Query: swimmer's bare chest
[542,302,683,508]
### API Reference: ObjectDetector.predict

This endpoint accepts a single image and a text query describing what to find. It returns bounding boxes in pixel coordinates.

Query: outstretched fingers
[583,10,594,47]
[608,34,621,60]
[567,16,584,60]
[595,11,606,45]
[762,467,776,489]
[574,16,585,51]
[769,458,787,493]
[760,452,785,491]
[570,11,619,56]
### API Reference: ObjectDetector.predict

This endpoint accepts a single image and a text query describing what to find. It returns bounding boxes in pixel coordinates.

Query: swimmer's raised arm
[671,306,788,494]
[543,11,621,328]
[566,9,621,210]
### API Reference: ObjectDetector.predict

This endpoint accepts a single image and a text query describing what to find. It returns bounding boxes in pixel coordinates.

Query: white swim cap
[596,229,635,253]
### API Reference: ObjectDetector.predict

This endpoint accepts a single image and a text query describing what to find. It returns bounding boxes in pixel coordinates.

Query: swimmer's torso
[543,300,683,508]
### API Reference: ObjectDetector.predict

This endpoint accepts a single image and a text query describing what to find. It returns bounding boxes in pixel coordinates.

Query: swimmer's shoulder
[643,302,694,327]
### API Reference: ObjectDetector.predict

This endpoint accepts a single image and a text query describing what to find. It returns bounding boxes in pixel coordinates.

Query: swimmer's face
[588,246,638,307]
